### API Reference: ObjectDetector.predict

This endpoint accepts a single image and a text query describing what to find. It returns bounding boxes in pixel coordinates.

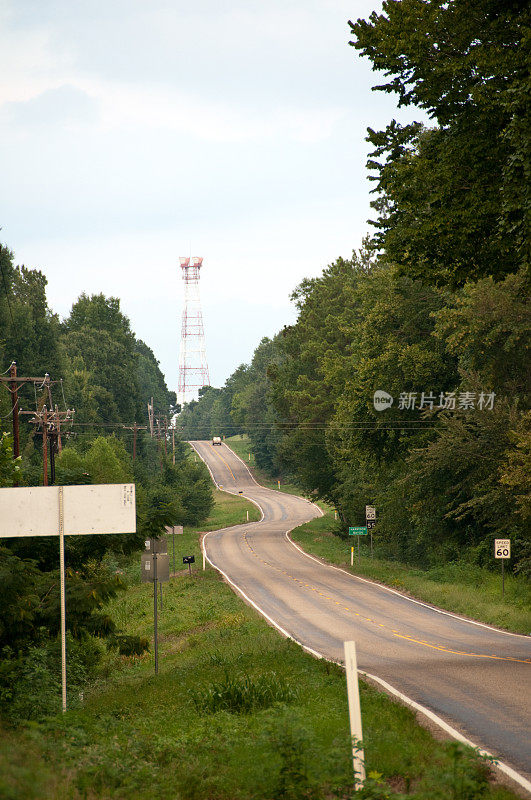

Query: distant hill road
[190,440,531,794]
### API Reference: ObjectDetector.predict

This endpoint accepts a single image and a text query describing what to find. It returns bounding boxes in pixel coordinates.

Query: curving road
[191,440,531,791]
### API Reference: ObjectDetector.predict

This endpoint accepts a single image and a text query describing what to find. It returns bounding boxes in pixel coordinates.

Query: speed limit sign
[494,539,511,559]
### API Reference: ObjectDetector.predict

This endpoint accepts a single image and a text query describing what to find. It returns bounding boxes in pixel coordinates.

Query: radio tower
[177,256,210,407]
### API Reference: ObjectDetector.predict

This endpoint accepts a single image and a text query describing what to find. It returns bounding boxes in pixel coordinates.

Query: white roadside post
[0,484,136,712]
[344,640,366,791]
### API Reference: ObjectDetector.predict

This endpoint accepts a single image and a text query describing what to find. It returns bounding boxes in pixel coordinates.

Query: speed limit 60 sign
[494,539,511,559]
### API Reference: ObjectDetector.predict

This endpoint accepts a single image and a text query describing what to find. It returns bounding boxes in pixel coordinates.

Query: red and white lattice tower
[177,256,210,407]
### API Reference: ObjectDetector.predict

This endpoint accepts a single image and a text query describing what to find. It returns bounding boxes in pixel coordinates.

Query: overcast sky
[1,0,424,395]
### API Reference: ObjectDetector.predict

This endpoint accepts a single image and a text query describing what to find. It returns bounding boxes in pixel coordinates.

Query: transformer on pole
[177,256,210,407]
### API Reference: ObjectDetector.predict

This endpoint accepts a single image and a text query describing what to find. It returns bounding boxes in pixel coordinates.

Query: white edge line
[286,532,530,641]
[358,669,531,796]
[191,441,531,796]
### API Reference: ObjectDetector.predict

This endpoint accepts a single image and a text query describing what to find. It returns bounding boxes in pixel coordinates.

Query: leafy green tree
[350,0,530,285]
[61,293,141,423]
[84,435,132,484]
[135,338,176,416]
[0,433,21,487]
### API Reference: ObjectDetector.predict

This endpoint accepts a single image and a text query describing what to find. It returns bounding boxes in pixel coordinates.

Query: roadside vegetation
[177,0,530,585]
[0,492,522,800]
[291,510,531,636]
[0,271,213,725]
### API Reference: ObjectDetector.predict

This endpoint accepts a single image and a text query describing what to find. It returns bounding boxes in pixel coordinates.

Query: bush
[0,634,103,723]
[192,671,298,714]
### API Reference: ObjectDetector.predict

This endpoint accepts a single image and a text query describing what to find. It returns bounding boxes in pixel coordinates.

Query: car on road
[212,436,221,446]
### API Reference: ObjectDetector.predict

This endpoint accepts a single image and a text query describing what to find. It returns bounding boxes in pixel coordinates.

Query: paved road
[191,440,531,788]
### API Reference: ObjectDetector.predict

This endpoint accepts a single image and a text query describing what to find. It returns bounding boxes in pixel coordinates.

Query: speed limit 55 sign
[494,539,511,559]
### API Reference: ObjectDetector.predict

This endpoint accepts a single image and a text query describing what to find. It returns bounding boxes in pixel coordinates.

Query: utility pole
[156,416,163,472]
[8,362,20,460]
[164,416,168,455]
[172,427,175,465]
[55,405,63,454]
[121,423,146,463]
[147,398,154,437]
[1,366,74,487]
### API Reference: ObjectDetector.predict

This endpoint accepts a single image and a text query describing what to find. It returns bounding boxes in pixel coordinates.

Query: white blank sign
[0,484,136,537]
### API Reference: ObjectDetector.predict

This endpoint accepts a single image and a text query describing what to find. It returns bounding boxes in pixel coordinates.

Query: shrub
[192,671,298,714]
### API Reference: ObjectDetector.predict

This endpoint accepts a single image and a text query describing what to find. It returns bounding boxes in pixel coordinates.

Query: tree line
[0,247,213,720]
[178,0,530,575]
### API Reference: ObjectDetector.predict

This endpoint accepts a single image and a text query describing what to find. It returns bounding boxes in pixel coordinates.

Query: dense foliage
[349,0,530,286]
[0,246,213,720]
[177,0,530,575]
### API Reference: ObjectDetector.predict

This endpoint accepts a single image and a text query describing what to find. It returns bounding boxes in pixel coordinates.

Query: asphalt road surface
[191,440,531,790]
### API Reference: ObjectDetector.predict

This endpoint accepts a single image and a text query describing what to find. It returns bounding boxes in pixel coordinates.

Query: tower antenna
[177,256,210,407]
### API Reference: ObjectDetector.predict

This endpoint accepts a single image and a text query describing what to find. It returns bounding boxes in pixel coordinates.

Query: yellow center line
[242,531,531,665]
[393,633,531,664]
[209,447,236,481]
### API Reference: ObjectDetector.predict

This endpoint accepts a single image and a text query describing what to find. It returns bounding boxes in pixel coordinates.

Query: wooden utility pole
[147,397,154,437]
[121,423,146,462]
[164,416,168,455]
[8,362,20,459]
[172,427,175,465]
[55,404,63,453]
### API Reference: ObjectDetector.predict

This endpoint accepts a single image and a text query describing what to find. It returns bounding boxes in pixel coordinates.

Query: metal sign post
[494,539,511,597]
[348,527,368,565]
[141,540,169,674]
[365,506,376,558]
[165,525,183,575]
[0,484,136,712]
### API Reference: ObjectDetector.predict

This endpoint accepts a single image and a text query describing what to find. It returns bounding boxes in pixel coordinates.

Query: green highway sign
[349,526,368,536]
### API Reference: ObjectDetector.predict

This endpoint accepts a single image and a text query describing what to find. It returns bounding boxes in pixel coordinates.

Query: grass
[291,509,531,635]
[0,492,524,799]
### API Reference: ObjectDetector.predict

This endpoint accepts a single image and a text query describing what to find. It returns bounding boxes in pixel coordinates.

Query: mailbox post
[183,554,195,577]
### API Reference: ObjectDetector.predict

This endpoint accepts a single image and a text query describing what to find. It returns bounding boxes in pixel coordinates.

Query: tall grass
[192,672,298,714]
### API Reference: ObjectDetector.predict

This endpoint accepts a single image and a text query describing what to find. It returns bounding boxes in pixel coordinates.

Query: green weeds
[192,671,298,714]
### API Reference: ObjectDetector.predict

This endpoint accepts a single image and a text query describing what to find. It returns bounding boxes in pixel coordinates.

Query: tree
[350,0,530,286]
